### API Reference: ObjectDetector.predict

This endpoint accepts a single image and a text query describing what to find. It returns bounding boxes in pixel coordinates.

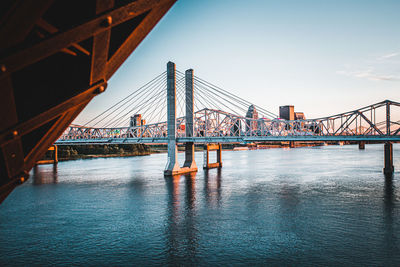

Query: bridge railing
[191,100,400,138]
[58,100,400,142]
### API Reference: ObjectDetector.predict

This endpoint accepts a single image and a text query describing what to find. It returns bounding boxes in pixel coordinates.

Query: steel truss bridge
[59,102,400,144]
[56,62,399,176]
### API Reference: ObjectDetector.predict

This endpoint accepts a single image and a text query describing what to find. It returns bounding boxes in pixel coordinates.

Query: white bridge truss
[57,100,400,145]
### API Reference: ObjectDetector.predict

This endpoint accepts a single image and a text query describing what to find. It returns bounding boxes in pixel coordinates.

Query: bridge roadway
[56,135,400,145]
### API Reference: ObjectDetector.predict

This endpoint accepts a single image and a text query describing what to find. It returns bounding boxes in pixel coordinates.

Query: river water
[0,144,399,266]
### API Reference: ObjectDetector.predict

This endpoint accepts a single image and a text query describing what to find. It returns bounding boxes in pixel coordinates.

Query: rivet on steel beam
[9,130,18,140]
[101,16,112,27]
[0,64,6,72]
[94,84,107,95]
[16,171,29,184]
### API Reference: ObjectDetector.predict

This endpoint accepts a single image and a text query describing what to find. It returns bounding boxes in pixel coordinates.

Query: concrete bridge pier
[383,142,394,177]
[164,63,197,176]
[359,141,365,149]
[203,143,222,169]
[164,62,181,176]
[53,145,58,163]
[36,145,58,165]
[182,69,197,172]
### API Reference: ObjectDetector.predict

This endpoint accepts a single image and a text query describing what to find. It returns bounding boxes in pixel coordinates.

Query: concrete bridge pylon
[182,69,197,171]
[164,62,198,176]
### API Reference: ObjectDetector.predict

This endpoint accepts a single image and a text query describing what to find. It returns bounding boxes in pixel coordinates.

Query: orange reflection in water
[32,164,58,185]
[165,172,198,264]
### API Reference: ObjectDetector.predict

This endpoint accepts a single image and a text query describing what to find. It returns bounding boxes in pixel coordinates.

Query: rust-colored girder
[0,0,176,203]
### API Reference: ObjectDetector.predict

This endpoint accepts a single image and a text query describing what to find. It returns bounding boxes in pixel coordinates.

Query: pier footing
[359,141,365,150]
[36,145,58,165]
[165,142,198,176]
[203,143,222,169]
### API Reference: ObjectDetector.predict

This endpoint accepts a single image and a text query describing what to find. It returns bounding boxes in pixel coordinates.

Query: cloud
[337,52,400,82]
[337,69,400,81]
[379,52,399,60]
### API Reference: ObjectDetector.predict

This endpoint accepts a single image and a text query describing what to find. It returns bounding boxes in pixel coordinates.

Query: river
[0,144,399,266]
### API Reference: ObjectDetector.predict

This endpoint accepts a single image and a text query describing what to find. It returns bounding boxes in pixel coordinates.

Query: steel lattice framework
[0,0,176,202]
[57,99,400,144]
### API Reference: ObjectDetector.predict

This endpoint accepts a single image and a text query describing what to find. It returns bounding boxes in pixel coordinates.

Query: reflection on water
[204,168,222,207]
[384,176,395,212]
[383,176,397,262]
[32,164,58,184]
[0,144,399,265]
[165,173,198,265]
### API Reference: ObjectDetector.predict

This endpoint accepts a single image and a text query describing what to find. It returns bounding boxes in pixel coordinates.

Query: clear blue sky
[74,0,400,124]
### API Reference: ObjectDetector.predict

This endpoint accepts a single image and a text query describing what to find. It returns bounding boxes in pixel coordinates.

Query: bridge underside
[0,0,176,203]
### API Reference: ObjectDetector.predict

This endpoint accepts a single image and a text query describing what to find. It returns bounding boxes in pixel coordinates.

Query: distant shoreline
[38,141,346,164]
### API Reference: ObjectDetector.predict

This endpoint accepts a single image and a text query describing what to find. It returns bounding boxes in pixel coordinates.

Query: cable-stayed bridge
[56,62,400,176]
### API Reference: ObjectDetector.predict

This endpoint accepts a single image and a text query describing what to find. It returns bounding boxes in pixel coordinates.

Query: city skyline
[74,0,400,125]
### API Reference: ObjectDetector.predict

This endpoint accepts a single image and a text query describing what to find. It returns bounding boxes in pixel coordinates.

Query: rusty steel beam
[0,0,176,203]
[106,1,174,79]
[0,76,18,132]
[24,102,90,169]
[90,0,114,85]
[0,0,173,77]
[0,0,54,51]
[0,80,107,147]
[36,18,91,56]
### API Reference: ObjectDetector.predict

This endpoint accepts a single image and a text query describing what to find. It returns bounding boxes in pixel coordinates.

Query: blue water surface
[0,144,399,266]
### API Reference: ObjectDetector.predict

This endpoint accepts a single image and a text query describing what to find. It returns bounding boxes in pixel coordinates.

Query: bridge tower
[164,62,198,176]
[164,61,180,175]
[183,69,198,171]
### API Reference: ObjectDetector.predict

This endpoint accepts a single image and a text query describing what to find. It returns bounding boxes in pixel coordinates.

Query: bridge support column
[182,69,197,172]
[203,143,222,169]
[164,62,181,176]
[359,141,365,150]
[53,145,58,163]
[289,141,295,148]
[164,63,197,176]
[36,145,58,165]
[383,142,394,177]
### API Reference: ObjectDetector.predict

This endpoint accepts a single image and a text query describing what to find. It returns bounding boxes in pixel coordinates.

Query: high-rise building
[130,114,142,127]
[246,105,259,134]
[279,105,294,120]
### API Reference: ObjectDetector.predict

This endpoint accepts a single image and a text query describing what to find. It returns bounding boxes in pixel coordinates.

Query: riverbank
[39,144,156,163]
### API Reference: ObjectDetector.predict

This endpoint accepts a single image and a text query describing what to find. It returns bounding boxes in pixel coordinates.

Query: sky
[74,0,400,125]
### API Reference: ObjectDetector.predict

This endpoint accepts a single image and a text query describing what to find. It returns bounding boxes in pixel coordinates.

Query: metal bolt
[101,16,112,27]
[93,84,107,95]
[0,64,6,72]
[13,130,18,137]
[15,171,29,184]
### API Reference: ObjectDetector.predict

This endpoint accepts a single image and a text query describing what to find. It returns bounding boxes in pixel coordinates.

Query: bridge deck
[56,135,400,145]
